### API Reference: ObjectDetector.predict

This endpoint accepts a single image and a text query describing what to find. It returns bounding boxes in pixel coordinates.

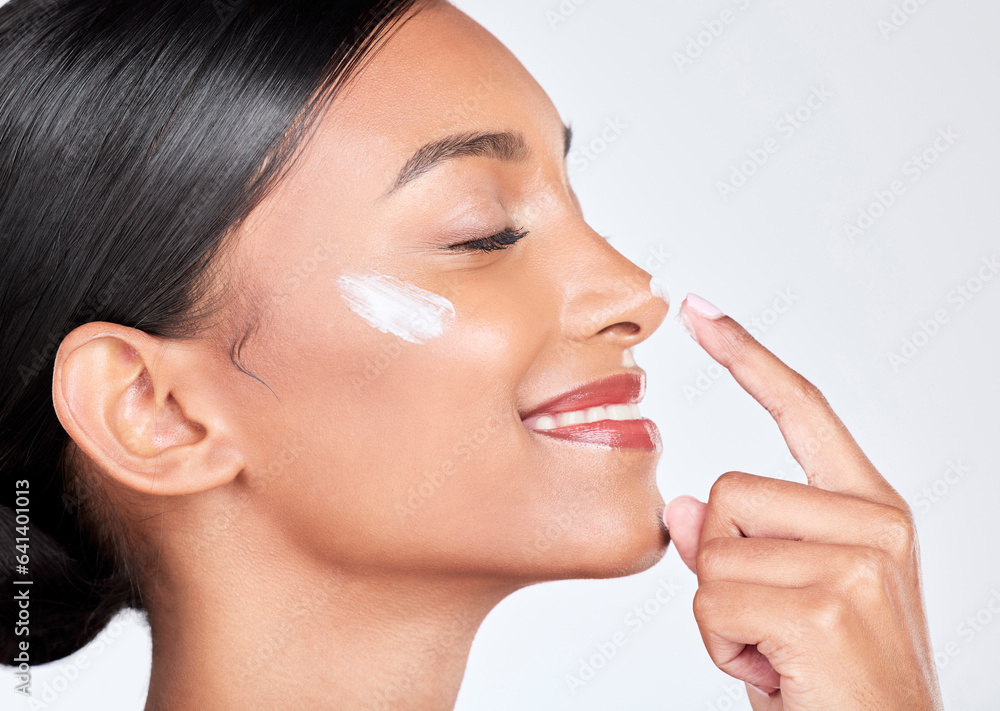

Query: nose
[560,228,669,348]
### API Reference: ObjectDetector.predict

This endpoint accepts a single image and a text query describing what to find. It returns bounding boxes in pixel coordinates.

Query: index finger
[678,293,898,505]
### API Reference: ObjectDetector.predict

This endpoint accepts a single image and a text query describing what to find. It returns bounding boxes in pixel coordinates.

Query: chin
[531,508,670,582]
[589,519,670,579]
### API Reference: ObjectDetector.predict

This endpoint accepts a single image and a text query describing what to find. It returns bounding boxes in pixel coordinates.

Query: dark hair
[0,0,422,665]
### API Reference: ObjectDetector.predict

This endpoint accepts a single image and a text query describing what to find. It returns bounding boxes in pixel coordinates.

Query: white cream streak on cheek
[337,270,456,344]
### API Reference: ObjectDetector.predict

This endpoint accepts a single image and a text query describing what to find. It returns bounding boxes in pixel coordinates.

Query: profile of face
[57,1,670,600]
[229,2,670,581]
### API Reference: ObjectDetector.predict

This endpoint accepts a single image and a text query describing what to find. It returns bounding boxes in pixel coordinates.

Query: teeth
[526,403,643,430]
[559,410,586,427]
[606,404,633,420]
[534,414,557,430]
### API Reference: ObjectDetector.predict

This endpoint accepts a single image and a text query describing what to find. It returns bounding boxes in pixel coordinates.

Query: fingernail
[684,293,724,319]
[748,684,776,698]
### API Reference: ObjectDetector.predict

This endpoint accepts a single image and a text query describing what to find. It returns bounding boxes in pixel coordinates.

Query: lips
[519,372,645,419]
[519,372,660,451]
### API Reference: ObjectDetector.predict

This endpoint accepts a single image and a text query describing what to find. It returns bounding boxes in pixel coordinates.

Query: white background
[6,0,1000,709]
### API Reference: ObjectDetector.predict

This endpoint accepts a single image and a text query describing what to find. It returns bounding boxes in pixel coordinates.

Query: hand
[663,294,944,711]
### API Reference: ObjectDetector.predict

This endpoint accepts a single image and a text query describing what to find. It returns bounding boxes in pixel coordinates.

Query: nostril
[599,321,640,337]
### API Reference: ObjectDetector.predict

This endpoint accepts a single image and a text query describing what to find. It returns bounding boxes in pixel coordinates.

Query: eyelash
[448,227,530,253]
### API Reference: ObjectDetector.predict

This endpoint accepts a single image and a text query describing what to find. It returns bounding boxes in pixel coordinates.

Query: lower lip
[525,418,661,451]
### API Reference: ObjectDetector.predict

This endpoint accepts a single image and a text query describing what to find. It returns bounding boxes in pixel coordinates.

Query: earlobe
[52,322,244,498]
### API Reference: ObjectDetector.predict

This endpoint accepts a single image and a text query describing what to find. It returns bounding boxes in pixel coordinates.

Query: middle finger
[697,536,897,592]
[698,472,915,565]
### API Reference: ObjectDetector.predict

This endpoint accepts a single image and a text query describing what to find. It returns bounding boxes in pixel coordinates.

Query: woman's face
[222,1,670,583]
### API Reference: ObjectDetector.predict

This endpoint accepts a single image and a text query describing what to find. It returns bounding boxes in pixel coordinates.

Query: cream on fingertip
[676,311,698,342]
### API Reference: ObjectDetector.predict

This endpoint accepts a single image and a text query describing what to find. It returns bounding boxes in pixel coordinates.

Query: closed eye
[448,227,529,252]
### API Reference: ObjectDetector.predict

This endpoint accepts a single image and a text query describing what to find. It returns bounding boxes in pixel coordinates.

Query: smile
[519,373,661,451]
[522,403,643,430]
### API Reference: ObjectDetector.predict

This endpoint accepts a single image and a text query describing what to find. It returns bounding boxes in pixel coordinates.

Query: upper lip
[518,372,646,420]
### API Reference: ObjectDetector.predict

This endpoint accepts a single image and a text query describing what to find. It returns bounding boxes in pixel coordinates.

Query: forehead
[228,3,565,286]
[289,2,563,196]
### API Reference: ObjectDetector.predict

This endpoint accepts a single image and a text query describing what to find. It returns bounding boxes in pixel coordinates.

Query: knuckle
[768,377,827,424]
[710,470,752,502]
[796,378,828,410]
[892,496,914,520]
[696,537,729,580]
[692,583,722,623]
[714,323,756,366]
[841,548,891,593]
[762,397,790,425]
[874,505,917,558]
[805,595,851,634]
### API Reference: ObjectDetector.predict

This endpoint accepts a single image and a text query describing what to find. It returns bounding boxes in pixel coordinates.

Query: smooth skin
[47,1,941,708]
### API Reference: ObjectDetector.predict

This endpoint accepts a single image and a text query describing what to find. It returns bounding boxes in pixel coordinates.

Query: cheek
[250,276,539,560]
[246,271,663,576]
[337,297,533,506]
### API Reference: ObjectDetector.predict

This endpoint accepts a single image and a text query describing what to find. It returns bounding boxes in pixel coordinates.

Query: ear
[52,322,244,497]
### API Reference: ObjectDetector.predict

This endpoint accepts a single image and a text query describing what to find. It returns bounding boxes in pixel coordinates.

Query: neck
[143,563,516,711]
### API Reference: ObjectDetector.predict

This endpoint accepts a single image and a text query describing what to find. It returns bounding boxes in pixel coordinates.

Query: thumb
[663,495,708,574]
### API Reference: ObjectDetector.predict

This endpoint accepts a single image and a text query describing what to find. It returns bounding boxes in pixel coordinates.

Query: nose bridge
[559,229,669,346]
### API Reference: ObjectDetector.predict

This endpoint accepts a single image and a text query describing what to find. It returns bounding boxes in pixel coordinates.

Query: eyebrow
[386,123,574,195]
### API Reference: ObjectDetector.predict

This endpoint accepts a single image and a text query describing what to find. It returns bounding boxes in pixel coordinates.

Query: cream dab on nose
[337,270,455,344]
[649,276,669,304]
